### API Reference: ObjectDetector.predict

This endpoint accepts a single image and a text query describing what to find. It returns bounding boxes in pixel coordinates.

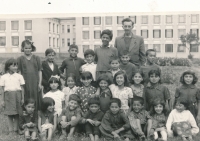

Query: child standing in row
[109,71,133,114]
[107,57,121,78]
[0,58,25,135]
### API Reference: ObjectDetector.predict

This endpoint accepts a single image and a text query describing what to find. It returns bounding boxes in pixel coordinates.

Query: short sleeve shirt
[62,86,78,106]
[81,63,97,81]
[129,110,151,125]
[109,84,133,110]
[0,73,25,91]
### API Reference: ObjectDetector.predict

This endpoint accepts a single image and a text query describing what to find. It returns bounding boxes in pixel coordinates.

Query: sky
[0,0,199,17]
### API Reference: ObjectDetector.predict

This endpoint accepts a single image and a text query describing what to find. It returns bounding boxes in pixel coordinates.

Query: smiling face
[81,78,92,87]
[50,81,59,90]
[85,54,94,64]
[66,77,75,89]
[101,34,111,47]
[68,100,78,110]
[120,55,130,65]
[116,74,125,86]
[184,74,194,85]
[110,60,120,71]
[68,48,78,58]
[110,103,120,114]
[46,52,55,63]
[154,104,164,115]
[147,51,156,64]
[89,104,100,113]
[132,101,143,113]
[132,73,143,85]
[99,80,109,90]
[23,43,32,56]
[9,63,18,73]
[175,102,186,113]
[47,103,54,112]
[122,21,134,35]
[149,73,160,84]
[25,103,35,114]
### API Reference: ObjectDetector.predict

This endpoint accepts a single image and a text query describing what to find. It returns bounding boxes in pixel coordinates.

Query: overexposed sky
[0,0,199,17]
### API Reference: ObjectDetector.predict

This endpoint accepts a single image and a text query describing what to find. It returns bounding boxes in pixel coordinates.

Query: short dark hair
[110,98,121,108]
[113,70,129,87]
[68,44,78,51]
[132,96,144,105]
[41,97,55,113]
[88,97,100,106]
[146,49,156,56]
[176,97,189,110]
[122,18,134,26]
[80,71,93,81]
[4,58,18,72]
[180,70,198,85]
[84,49,95,58]
[100,29,113,40]
[69,94,81,104]
[23,98,36,111]
[21,40,36,52]
[97,74,112,86]
[109,56,120,64]
[45,48,56,56]
[148,69,161,83]
[120,50,130,56]
[131,70,144,84]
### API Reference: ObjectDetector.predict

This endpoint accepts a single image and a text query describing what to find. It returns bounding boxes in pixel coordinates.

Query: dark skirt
[4,91,22,115]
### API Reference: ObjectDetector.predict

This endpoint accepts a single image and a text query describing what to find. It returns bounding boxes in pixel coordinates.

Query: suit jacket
[114,33,146,66]
[42,60,60,93]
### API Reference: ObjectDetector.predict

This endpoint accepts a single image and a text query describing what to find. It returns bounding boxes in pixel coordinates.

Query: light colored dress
[62,86,78,106]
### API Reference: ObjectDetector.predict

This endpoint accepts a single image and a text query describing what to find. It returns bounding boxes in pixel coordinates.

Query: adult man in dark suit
[114,18,146,67]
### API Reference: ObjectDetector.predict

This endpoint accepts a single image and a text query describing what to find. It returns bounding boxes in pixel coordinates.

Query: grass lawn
[1,65,200,141]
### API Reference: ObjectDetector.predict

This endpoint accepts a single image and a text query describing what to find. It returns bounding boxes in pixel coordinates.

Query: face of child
[47,103,54,112]
[110,60,120,71]
[67,77,75,89]
[175,102,186,113]
[116,74,125,86]
[154,104,163,115]
[68,100,78,110]
[50,81,59,90]
[184,74,194,85]
[46,52,55,63]
[81,78,92,87]
[147,51,156,64]
[9,64,18,73]
[120,55,130,65]
[132,101,143,113]
[149,73,160,84]
[122,21,133,35]
[101,34,111,47]
[133,73,143,85]
[69,48,78,58]
[24,43,32,56]
[85,54,94,64]
[99,80,109,90]
[110,103,120,114]
[25,103,35,114]
[89,104,100,113]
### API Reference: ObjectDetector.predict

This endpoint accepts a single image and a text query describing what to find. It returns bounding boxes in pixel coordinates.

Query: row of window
[0,21,32,31]
[82,14,199,25]
[0,36,32,46]
[61,38,76,47]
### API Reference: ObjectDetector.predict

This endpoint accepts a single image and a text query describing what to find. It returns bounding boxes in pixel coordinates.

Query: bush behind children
[1,29,200,141]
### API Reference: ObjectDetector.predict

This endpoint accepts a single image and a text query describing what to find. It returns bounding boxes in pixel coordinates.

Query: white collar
[100,45,111,48]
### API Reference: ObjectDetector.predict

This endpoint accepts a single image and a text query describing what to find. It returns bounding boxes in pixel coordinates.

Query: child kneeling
[59,94,82,140]
[99,98,134,141]
[81,97,104,141]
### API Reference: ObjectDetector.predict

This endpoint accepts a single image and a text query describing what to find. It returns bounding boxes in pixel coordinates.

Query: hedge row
[154,57,192,66]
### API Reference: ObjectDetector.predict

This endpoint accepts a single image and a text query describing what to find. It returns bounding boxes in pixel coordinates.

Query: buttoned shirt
[81,63,97,81]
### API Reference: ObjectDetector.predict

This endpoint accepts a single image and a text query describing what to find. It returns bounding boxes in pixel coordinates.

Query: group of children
[1,29,200,141]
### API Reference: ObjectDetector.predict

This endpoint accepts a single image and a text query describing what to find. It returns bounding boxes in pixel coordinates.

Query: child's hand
[61,122,69,128]
[38,84,42,91]
[26,122,33,127]
[112,132,120,138]
[94,121,101,126]
[87,119,95,126]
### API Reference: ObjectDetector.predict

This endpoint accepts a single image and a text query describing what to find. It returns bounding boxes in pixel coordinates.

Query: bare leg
[124,138,130,141]
[89,134,95,141]
[25,130,30,140]
[160,130,167,141]
[13,115,19,132]
[31,131,37,140]
[68,116,76,137]
[7,115,13,133]
[94,135,99,141]
[47,128,53,141]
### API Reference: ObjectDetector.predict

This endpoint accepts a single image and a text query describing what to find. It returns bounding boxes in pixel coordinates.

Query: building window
[53,23,55,32]
[62,25,64,33]
[73,38,76,44]
[25,20,32,30]
[117,16,124,24]
[165,29,173,38]
[67,38,70,46]
[105,16,112,25]
[117,30,124,36]
[144,44,148,51]
[141,16,148,24]
[166,15,172,23]
[94,30,101,39]
[83,31,89,39]
[57,38,59,47]
[190,44,199,52]
[129,16,136,24]
[83,45,89,53]
[178,29,186,38]
[12,36,19,46]
[153,44,161,52]
[67,25,70,33]
[153,30,161,38]
[11,21,19,30]
[83,17,89,25]
[49,22,51,31]
[53,38,55,47]
[179,15,185,23]
[94,17,101,25]
[165,44,173,52]
[177,44,185,52]
[25,36,32,41]
[0,37,6,46]
[191,14,199,23]
[141,30,148,38]
[57,25,59,33]
[49,37,51,47]
[62,38,65,47]
[94,45,100,50]
[154,15,160,24]
[190,29,199,38]
[0,21,6,30]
